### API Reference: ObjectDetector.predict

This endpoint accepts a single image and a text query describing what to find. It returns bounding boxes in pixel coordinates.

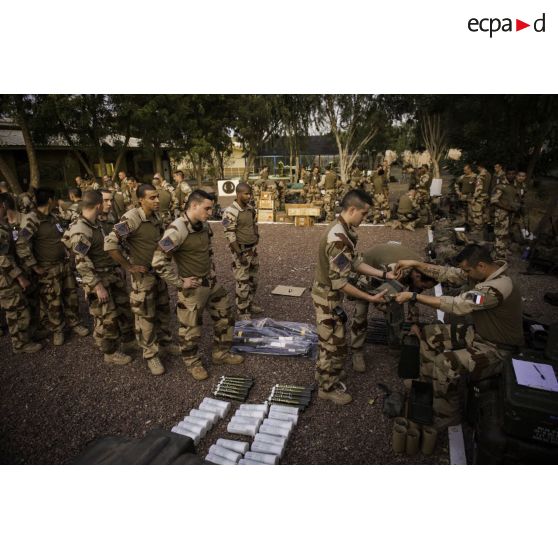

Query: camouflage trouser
[85,270,135,355]
[231,247,259,314]
[0,283,31,351]
[176,281,234,368]
[372,192,391,223]
[416,190,432,224]
[312,283,347,390]
[324,191,336,222]
[419,323,507,424]
[38,261,82,333]
[350,299,369,352]
[468,198,488,231]
[493,207,511,259]
[130,272,173,359]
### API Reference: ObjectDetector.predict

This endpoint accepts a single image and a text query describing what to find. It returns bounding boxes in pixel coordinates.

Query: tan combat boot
[14,342,43,354]
[72,325,90,337]
[104,351,133,366]
[160,343,182,356]
[189,365,209,381]
[318,383,353,405]
[53,332,65,346]
[352,351,366,373]
[249,304,264,314]
[212,351,245,365]
[147,356,165,375]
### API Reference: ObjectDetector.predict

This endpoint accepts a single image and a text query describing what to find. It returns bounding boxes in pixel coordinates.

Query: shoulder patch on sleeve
[74,240,91,256]
[114,222,130,237]
[159,235,176,252]
[18,227,32,241]
[332,251,351,271]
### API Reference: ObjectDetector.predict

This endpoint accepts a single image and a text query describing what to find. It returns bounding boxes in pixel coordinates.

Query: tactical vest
[174,226,212,278]
[34,213,66,264]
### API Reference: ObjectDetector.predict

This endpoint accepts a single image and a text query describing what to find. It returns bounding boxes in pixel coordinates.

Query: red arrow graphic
[516,19,530,31]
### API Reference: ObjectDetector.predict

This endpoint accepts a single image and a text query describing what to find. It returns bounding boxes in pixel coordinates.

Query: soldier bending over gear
[394,244,523,429]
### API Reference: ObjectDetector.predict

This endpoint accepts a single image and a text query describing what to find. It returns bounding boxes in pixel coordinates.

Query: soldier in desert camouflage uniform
[455,164,478,224]
[322,166,338,222]
[221,183,262,319]
[172,170,193,216]
[389,188,420,231]
[416,165,432,224]
[152,176,176,227]
[63,190,134,365]
[0,193,42,354]
[105,184,180,376]
[16,188,89,346]
[312,189,390,405]
[490,174,518,259]
[152,190,243,381]
[395,244,523,429]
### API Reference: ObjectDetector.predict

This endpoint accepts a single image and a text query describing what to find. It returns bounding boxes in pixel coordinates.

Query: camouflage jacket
[63,216,116,289]
[104,207,164,269]
[0,221,24,289]
[152,216,215,288]
[221,201,259,246]
[418,261,514,315]
[314,216,363,291]
[490,182,519,212]
[16,210,66,268]
[173,180,193,214]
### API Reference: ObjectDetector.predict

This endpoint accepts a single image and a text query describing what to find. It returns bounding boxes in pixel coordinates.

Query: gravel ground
[1,219,557,465]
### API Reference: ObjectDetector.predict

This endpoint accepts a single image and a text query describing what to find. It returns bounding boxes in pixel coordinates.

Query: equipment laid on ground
[267,384,314,410]
[397,335,421,379]
[233,318,318,357]
[213,376,254,402]
[407,381,434,425]
[72,429,205,465]
[207,400,302,465]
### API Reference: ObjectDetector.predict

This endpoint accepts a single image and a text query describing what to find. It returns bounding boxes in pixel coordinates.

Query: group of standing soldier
[0,172,264,382]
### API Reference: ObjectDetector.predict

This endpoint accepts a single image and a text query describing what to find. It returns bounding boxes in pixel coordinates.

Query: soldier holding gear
[221,183,262,319]
[105,184,180,376]
[350,243,436,373]
[152,190,243,381]
[16,188,89,346]
[0,193,42,354]
[313,189,390,405]
[395,244,523,429]
[63,190,134,365]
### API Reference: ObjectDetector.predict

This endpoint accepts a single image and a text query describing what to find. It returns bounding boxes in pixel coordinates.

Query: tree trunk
[0,154,22,194]
[215,150,225,180]
[15,106,40,188]
[432,158,441,179]
[243,153,256,182]
[153,144,164,176]
[112,132,132,180]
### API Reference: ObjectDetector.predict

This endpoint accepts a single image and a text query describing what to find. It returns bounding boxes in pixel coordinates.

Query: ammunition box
[294,215,314,227]
[257,209,275,223]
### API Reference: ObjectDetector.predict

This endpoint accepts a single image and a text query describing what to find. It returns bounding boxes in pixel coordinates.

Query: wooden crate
[260,191,274,201]
[257,209,275,223]
[287,206,321,217]
[294,215,314,227]
[276,211,294,223]
[258,199,276,210]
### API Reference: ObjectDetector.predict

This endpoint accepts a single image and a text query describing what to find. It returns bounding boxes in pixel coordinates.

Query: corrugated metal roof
[0,128,142,150]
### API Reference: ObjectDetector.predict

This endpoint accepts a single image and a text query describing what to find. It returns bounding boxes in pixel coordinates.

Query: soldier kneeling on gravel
[152,190,243,381]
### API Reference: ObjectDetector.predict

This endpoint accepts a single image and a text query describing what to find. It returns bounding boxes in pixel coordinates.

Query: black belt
[239,242,257,250]
[492,341,520,353]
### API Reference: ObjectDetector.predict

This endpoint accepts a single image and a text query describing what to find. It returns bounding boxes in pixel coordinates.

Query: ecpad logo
[468,13,546,37]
